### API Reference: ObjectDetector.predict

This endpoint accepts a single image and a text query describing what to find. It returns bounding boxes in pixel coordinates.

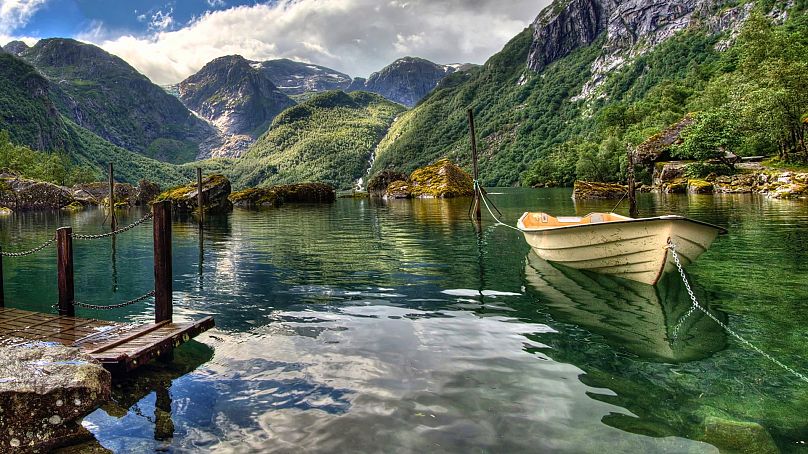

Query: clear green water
[1,188,806,453]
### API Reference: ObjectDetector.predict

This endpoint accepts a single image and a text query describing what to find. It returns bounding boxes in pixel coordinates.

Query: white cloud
[84,0,550,85]
[206,0,226,7]
[0,0,48,35]
[148,8,174,32]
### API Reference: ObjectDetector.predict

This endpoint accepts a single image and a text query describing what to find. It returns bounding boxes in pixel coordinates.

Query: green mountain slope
[373,0,808,186]
[228,91,405,189]
[21,38,214,164]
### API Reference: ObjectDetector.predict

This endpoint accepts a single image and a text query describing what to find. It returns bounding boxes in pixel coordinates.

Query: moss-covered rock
[636,114,695,165]
[662,178,688,194]
[572,181,627,200]
[135,180,161,205]
[61,201,85,212]
[770,182,807,199]
[384,180,412,199]
[368,170,408,195]
[154,174,233,213]
[0,343,111,453]
[407,159,473,198]
[653,161,688,185]
[229,183,335,208]
[0,177,76,210]
[0,206,11,215]
[687,179,713,194]
[700,416,779,454]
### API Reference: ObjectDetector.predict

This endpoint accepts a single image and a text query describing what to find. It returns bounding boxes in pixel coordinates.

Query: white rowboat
[517,212,727,285]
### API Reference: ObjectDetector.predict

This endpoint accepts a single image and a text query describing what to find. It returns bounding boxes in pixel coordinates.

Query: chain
[71,290,155,310]
[0,235,56,257]
[667,239,808,384]
[72,212,153,240]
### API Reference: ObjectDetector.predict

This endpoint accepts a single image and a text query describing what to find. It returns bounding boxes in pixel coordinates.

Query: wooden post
[56,227,75,316]
[153,201,172,323]
[108,162,117,231]
[467,108,482,221]
[196,167,204,226]
[627,146,638,218]
[0,248,4,308]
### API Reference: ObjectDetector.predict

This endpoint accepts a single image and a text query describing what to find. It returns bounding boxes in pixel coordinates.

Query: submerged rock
[229,183,335,208]
[384,180,412,199]
[572,180,627,200]
[407,159,474,198]
[0,343,111,453]
[687,179,714,194]
[700,416,779,454]
[155,174,233,213]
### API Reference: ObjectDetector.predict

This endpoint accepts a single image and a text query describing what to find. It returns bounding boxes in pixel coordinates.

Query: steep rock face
[259,59,352,96]
[528,0,615,73]
[2,40,29,56]
[349,57,464,107]
[20,38,215,163]
[178,55,296,157]
[0,54,68,151]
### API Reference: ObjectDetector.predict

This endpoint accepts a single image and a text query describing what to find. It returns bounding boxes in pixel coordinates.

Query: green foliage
[228,91,405,190]
[0,130,98,185]
[683,162,735,178]
[673,110,739,161]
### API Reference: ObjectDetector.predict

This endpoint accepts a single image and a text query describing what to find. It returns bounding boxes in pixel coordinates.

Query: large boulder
[700,416,779,454]
[407,159,474,198]
[0,177,76,210]
[368,170,408,195]
[0,343,111,453]
[135,179,161,205]
[653,161,689,186]
[572,181,627,200]
[384,180,412,199]
[229,183,336,208]
[636,115,696,165]
[154,174,233,213]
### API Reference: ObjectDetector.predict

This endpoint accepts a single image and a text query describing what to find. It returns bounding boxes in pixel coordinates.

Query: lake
[1,188,806,452]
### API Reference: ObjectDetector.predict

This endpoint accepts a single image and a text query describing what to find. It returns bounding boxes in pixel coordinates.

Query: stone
[407,159,474,198]
[638,116,696,165]
[0,177,76,210]
[367,170,409,195]
[0,206,11,215]
[154,174,233,213]
[0,342,111,453]
[653,161,689,185]
[229,183,336,208]
[770,182,807,199]
[71,182,138,207]
[687,179,713,194]
[384,180,412,199]
[662,178,688,194]
[135,180,161,205]
[700,416,779,454]
[572,180,627,200]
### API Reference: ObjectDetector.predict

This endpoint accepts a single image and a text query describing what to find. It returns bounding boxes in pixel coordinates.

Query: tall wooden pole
[56,227,75,316]
[467,108,482,222]
[196,167,204,226]
[153,201,172,323]
[108,162,117,231]
[0,248,4,308]
[627,146,638,218]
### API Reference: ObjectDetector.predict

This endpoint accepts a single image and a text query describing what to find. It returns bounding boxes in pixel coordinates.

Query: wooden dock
[0,307,213,372]
[0,200,215,374]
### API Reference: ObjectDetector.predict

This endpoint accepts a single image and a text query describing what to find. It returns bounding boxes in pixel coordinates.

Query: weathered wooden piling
[627,146,638,218]
[467,108,482,222]
[196,167,204,226]
[108,163,117,231]
[153,200,172,323]
[0,248,4,308]
[56,227,75,317]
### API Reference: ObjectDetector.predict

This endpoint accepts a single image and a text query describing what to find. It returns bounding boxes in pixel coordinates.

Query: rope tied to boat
[667,239,808,384]
[473,182,522,233]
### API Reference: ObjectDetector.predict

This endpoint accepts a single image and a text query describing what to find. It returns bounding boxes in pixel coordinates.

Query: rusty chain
[0,235,56,257]
[72,212,153,240]
[70,290,156,310]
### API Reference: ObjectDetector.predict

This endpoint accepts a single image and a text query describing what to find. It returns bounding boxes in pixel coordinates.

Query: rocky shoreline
[653,162,807,199]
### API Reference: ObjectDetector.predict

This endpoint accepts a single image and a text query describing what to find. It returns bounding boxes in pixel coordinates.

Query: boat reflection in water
[523,251,727,363]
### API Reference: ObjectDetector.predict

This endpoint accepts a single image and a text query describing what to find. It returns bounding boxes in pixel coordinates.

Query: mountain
[258,59,352,98]
[178,55,296,158]
[348,57,469,107]
[19,38,215,164]
[372,0,801,186]
[3,40,29,56]
[0,53,189,186]
[227,91,405,189]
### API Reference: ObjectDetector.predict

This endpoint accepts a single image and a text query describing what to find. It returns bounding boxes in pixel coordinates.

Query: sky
[0,0,551,85]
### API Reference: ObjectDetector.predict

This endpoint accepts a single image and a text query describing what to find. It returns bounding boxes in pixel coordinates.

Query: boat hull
[518,215,722,285]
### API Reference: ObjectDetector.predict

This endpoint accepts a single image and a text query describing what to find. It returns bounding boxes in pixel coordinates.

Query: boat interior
[519,212,632,230]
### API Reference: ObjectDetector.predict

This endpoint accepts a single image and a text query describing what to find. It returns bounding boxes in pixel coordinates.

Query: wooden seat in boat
[520,212,631,230]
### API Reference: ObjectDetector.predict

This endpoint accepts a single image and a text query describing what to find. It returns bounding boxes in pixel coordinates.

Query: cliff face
[20,38,216,163]
[259,59,352,96]
[2,40,29,56]
[528,0,752,99]
[348,57,467,107]
[179,55,296,157]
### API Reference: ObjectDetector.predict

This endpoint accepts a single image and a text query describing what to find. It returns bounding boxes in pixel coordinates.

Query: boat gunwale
[517,213,728,235]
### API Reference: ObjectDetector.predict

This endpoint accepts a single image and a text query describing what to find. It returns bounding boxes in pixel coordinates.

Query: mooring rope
[473,181,522,233]
[667,239,808,384]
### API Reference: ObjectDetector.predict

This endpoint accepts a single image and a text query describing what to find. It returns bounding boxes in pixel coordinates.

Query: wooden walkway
[0,307,214,372]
